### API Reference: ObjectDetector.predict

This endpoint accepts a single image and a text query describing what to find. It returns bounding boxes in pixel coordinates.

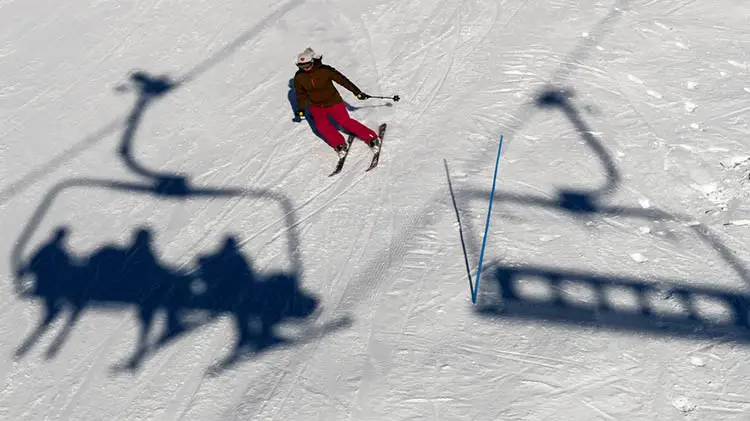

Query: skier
[293,47,381,158]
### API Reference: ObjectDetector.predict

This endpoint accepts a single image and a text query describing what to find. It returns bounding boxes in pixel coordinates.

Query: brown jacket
[294,64,363,110]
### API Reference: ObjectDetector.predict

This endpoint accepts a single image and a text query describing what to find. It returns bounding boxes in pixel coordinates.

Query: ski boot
[368,137,381,154]
[335,142,349,159]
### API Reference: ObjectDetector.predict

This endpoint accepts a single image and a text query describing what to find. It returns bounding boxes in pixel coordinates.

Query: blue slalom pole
[472,134,504,304]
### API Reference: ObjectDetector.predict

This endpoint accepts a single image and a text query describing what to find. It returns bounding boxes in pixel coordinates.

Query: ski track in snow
[2,0,750,419]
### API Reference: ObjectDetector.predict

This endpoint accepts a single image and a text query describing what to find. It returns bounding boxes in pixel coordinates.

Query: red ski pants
[309,102,378,148]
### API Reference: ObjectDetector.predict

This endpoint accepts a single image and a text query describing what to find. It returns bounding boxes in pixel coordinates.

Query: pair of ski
[329,123,386,176]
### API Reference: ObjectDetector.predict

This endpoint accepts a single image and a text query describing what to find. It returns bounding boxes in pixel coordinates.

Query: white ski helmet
[296,47,322,66]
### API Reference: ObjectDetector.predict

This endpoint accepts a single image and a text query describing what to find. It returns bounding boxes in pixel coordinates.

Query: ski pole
[368,94,400,102]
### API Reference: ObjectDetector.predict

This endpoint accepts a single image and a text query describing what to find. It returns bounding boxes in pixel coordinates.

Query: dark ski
[365,123,387,172]
[328,133,355,176]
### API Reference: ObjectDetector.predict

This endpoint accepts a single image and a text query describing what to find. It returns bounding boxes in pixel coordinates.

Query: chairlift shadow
[476,259,750,342]
[445,85,750,342]
[11,70,352,375]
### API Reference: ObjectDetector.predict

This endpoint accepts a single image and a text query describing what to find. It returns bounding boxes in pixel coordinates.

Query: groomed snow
[1,0,750,419]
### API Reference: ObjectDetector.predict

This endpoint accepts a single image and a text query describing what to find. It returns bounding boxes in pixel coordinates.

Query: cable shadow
[0,0,305,205]
[176,0,304,87]
[0,119,123,206]
[466,0,632,157]
[549,0,631,85]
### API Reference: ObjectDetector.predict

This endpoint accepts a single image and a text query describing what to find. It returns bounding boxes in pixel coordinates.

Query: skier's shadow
[287,78,392,145]
[11,70,351,374]
[288,79,352,143]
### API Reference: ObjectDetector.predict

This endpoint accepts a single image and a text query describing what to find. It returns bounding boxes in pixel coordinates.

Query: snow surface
[2,0,750,419]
